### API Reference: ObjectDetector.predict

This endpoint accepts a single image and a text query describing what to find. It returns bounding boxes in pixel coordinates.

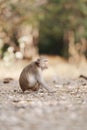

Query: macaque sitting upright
[19,57,52,93]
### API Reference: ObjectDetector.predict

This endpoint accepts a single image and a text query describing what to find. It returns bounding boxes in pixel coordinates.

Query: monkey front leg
[36,76,53,93]
[41,82,53,93]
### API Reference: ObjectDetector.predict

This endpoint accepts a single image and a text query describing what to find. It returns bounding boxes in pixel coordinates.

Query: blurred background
[1,2,87,130]
[0,0,87,78]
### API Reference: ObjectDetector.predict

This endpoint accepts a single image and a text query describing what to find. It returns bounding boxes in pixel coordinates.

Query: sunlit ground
[0,55,87,80]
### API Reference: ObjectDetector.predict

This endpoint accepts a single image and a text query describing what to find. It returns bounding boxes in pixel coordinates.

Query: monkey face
[40,61,48,70]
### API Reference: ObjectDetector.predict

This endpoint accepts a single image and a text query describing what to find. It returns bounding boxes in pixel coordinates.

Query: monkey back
[19,62,38,92]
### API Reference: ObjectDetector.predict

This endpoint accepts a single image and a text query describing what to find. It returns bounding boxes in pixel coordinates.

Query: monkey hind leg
[20,84,28,93]
[21,88,26,93]
[30,83,40,91]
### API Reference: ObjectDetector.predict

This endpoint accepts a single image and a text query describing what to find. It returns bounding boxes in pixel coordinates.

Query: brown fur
[19,58,50,92]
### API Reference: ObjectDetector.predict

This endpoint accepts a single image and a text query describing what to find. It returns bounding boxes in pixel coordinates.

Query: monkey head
[35,57,48,70]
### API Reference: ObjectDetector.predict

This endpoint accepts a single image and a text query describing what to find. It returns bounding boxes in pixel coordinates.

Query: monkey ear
[35,60,40,66]
[35,58,40,64]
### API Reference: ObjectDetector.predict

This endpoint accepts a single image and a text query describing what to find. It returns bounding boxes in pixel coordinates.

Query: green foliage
[38,0,87,57]
[0,0,87,58]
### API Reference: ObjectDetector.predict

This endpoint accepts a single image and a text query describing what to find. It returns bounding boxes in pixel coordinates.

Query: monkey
[19,57,52,93]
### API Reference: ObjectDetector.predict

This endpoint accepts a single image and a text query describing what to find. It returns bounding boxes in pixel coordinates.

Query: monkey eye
[38,58,48,62]
[43,59,48,62]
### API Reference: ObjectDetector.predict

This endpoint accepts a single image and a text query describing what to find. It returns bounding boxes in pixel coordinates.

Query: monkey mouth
[41,66,48,70]
[43,66,48,69]
[45,66,48,69]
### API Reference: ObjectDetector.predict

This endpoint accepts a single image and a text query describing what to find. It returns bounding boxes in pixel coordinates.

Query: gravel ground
[0,58,87,130]
[0,76,87,130]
